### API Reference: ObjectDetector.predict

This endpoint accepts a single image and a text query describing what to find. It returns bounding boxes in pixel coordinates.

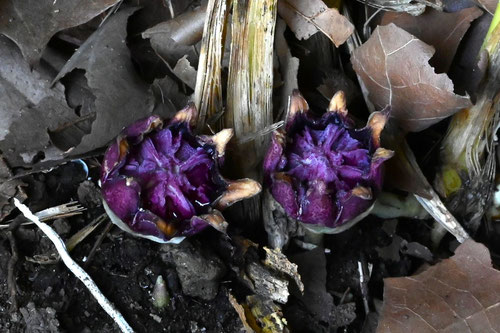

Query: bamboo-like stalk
[225,0,278,222]
[434,9,500,234]
[193,0,228,131]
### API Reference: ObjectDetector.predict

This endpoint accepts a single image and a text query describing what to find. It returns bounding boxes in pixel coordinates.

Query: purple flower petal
[337,187,373,226]
[131,209,172,241]
[271,173,299,218]
[263,131,286,177]
[300,181,336,226]
[102,177,141,222]
[264,91,392,232]
[122,115,163,143]
[101,106,261,243]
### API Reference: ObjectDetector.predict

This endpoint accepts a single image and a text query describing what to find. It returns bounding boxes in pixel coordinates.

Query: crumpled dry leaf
[0,156,26,221]
[378,240,500,332]
[52,8,154,156]
[0,0,120,65]
[0,36,80,166]
[352,24,472,132]
[278,0,354,47]
[275,19,299,118]
[380,7,483,73]
[172,55,197,90]
[141,3,206,66]
[151,75,190,117]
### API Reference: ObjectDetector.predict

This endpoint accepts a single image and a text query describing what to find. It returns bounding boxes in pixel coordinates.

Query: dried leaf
[275,19,299,117]
[172,55,197,89]
[151,75,190,117]
[0,36,79,166]
[380,7,483,72]
[351,24,472,132]
[0,156,26,221]
[378,240,500,332]
[277,0,354,47]
[142,3,206,46]
[141,3,206,66]
[0,0,120,65]
[52,8,154,155]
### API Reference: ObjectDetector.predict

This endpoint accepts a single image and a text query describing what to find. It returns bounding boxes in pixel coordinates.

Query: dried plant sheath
[193,0,228,131]
[100,105,260,243]
[264,91,393,233]
[435,17,500,234]
[225,0,277,221]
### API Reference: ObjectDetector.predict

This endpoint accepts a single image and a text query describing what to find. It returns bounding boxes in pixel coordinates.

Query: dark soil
[0,158,443,333]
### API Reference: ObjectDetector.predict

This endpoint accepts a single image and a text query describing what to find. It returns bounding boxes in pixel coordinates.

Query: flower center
[120,125,218,222]
[286,122,371,193]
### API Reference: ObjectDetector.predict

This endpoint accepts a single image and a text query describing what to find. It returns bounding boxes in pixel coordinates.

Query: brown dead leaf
[0,36,81,166]
[52,8,154,156]
[142,3,206,66]
[380,7,483,73]
[172,56,197,90]
[352,24,472,132]
[0,0,120,65]
[0,156,26,221]
[378,240,500,332]
[278,0,354,47]
[275,18,299,118]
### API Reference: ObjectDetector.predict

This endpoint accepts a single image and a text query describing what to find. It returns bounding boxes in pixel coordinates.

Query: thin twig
[14,199,134,333]
[83,221,114,269]
[0,202,86,229]
[6,231,18,312]
[357,260,370,316]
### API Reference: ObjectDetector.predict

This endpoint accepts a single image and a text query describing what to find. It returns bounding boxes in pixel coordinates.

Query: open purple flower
[264,90,393,233]
[101,104,261,243]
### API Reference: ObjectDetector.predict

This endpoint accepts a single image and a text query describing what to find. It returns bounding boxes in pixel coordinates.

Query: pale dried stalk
[434,15,500,233]
[226,0,277,168]
[14,199,133,333]
[414,190,469,244]
[193,0,228,131]
[225,0,278,221]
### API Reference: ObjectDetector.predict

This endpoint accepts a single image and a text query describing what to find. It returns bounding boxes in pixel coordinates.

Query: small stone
[162,240,225,301]
[77,180,101,208]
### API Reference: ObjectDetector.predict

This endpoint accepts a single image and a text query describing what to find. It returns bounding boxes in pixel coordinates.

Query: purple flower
[264,91,393,233]
[101,104,261,243]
